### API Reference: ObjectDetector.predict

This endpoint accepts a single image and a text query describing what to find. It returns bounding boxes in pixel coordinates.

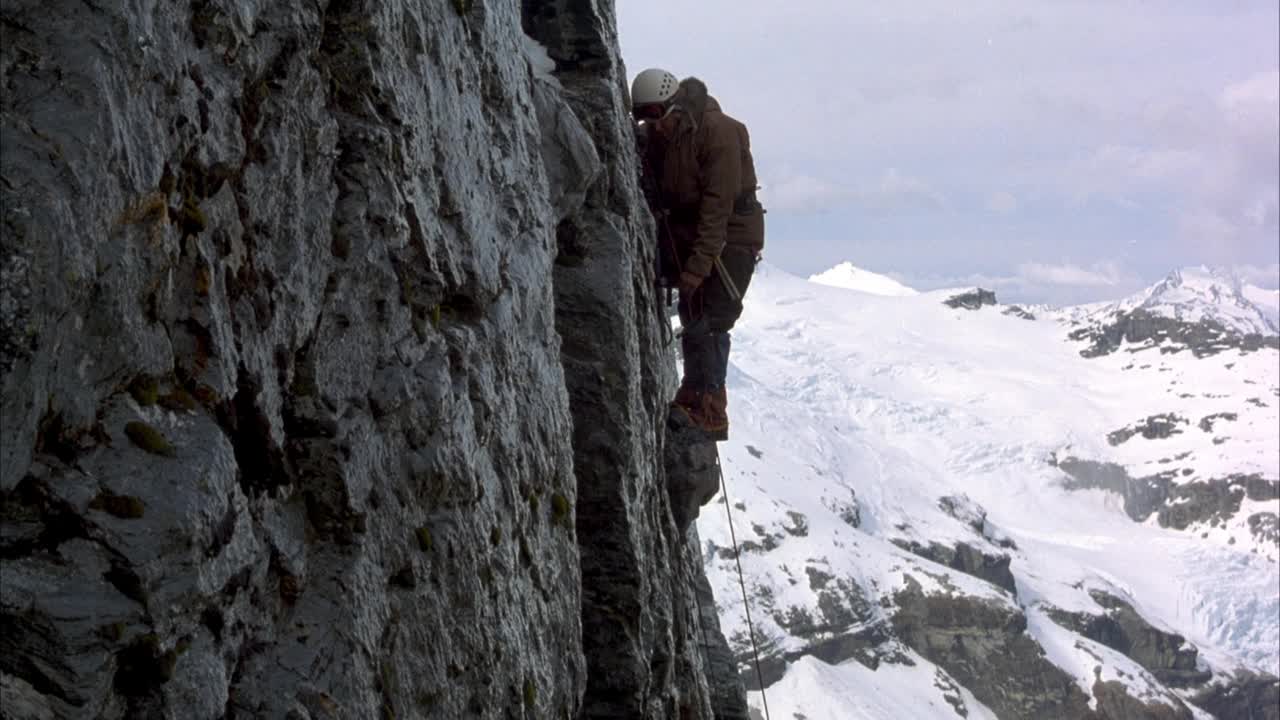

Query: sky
[616,1,1280,305]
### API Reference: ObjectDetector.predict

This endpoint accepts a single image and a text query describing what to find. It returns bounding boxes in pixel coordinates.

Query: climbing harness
[718,459,772,720]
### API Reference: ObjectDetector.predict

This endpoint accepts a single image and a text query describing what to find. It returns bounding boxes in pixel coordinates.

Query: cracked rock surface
[1,0,743,717]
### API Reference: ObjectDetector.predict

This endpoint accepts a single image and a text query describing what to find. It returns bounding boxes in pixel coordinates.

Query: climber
[631,68,765,441]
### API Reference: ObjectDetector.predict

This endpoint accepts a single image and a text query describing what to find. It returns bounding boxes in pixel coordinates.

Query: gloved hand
[678,271,704,294]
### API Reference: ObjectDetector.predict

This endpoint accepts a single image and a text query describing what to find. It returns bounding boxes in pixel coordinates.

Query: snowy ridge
[696,263,1279,719]
[808,262,919,297]
[1242,284,1280,331]
[1108,266,1276,336]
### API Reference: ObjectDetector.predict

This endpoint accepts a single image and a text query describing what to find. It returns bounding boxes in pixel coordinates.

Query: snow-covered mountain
[696,263,1280,719]
[1055,267,1280,360]
[1127,267,1278,336]
[1242,284,1280,334]
[808,262,919,297]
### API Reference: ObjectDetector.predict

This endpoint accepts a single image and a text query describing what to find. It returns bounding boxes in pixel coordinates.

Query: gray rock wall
[1,1,742,718]
[522,2,742,716]
[891,576,1099,720]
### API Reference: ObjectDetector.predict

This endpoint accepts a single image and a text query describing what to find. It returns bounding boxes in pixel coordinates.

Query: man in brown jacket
[632,69,765,441]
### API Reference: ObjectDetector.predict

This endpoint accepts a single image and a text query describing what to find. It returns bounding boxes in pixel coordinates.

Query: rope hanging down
[718,459,772,720]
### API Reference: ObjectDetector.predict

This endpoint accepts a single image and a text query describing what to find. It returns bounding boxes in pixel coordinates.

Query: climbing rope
[718,459,772,720]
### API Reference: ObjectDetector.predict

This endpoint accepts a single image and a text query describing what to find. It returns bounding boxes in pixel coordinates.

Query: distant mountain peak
[808,262,918,297]
[1144,265,1241,303]
[1054,265,1280,358]
[1125,265,1277,336]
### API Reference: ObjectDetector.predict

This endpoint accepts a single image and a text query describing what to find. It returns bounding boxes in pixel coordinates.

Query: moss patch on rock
[128,376,160,406]
[89,491,146,519]
[158,388,199,412]
[124,421,176,457]
[550,492,571,529]
[522,678,536,708]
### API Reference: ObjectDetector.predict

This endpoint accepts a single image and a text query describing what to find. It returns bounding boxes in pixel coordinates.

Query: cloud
[760,168,945,214]
[897,261,1146,306]
[1220,69,1280,135]
[1015,262,1127,287]
[1062,145,1201,206]
[1234,263,1280,289]
[986,191,1018,215]
[1052,69,1278,260]
[1088,146,1200,184]
[940,262,1134,290]
[860,169,946,212]
[759,173,851,213]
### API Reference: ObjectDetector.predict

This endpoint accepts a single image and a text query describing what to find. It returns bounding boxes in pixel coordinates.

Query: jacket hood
[674,77,720,129]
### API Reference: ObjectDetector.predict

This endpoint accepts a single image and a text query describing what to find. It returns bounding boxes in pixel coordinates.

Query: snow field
[697,263,1280,717]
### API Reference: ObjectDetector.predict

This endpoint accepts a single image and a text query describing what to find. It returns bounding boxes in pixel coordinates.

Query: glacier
[699,262,1280,719]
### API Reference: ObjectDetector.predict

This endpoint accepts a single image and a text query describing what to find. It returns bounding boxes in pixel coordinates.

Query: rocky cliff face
[0,1,742,718]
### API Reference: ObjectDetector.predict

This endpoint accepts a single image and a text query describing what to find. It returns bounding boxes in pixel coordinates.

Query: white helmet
[631,68,679,107]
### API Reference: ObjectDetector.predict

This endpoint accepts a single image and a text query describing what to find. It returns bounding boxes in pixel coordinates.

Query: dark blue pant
[677,247,756,391]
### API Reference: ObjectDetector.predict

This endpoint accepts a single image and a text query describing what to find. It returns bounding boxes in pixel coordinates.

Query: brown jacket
[650,80,764,279]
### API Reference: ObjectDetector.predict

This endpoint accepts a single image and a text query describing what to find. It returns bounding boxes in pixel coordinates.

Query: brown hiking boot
[671,382,700,412]
[699,386,728,441]
[669,384,729,440]
[668,383,702,431]
[669,385,728,440]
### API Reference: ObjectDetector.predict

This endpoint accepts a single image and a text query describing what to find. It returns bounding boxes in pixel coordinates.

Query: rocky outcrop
[0,0,741,718]
[1107,413,1190,445]
[732,564,906,692]
[890,539,1017,596]
[526,1,738,712]
[693,568,751,720]
[1197,412,1238,433]
[664,413,722,533]
[1250,512,1279,546]
[1067,308,1280,358]
[938,494,1017,549]
[1046,591,1210,689]
[736,622,903,692]
[1003,305,1037,320]
[1191,672,1280,720]
[944,289,998,310]
[890,579,1215,719]
[1055,458,1278,538]
[1160,481,1264,532]
[890,577,1097,719]
[1091,680,1193,720]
